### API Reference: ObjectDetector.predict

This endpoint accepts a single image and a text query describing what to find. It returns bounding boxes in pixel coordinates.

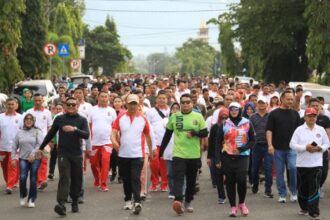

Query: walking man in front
[290,108,329,220]
[37,97,90,216]
[111,94,153,215]
[160,94,208,215]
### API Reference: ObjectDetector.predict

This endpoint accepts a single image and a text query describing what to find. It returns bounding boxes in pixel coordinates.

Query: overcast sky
[83,0,239,57]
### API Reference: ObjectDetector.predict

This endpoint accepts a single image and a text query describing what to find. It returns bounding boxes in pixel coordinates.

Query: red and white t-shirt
[145,107,170,146]
[79,101,93,118]
[112,113,150,158]
[89,105,117,146]
[0,113,23,152]
[26,108,52,137]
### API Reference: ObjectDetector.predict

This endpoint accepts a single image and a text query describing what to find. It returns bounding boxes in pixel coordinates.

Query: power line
[85,8,228,13]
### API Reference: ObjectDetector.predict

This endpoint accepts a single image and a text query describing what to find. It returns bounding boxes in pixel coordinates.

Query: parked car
[70,74,94,89]
[12,80,57,106]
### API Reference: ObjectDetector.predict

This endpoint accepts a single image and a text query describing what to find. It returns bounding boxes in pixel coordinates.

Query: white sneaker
[290,194,297,202]
[133,203,142,215]
[278,196,286,203]
[28,200,35,208]
[20,197,26,206]
[123,201,133,210]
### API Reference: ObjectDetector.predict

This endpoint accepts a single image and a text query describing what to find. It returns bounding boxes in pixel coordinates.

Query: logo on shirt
[316,133,321,138]
[108,112,110,117]
[192,120,198,126]
[15,119,18,124]
[43,115,46,120]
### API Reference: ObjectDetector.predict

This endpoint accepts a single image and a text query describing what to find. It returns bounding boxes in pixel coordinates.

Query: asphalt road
[0,154,330,220]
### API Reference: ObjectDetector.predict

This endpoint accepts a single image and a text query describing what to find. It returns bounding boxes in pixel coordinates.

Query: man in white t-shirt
[146,91,170,192]
[26,94,52,190]
[111,94,153,215]
[89,91,117,192]
[0,98,23,194]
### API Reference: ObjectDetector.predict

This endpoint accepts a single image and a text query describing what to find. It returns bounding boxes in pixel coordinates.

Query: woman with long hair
[215,102,255,217]
[11,113,43,208]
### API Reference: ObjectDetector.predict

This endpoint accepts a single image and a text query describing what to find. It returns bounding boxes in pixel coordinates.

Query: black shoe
[38,182,48,191]
[110,172,117,182]
[48,174,54,181]
[54,204,66,216]
[78,197,84,204]
[118,176,122,184]
[264,192,274,198]
[5,188,13,194]
[252,185,258,194]
[72,201,79,213]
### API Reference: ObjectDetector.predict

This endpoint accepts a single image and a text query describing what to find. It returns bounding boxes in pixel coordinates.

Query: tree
[82,16,132,76]
[233,0,309,83]
[146,53,180,74]
[0,0,25,92]
[208,13,242,76]
[304,0,330,84]
[17,0,48,78]
[175,39,217,76]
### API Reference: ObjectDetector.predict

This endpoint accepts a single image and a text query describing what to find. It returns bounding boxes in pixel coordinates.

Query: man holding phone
[290,108,329,220]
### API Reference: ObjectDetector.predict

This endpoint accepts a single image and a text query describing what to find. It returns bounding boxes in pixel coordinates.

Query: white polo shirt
[0,113,23,152]
[112,112,150,158]
[79,101,93,118]
[290,123,330,167]
[145,107,170,146]
[26,108,52,137]
[89,105,117,146]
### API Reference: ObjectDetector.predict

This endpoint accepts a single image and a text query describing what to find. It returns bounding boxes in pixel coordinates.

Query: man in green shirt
[160,93,208,215]
[20,88,34,113]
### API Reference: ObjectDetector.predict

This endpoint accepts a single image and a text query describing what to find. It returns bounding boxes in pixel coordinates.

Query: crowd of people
[0,74,329,220]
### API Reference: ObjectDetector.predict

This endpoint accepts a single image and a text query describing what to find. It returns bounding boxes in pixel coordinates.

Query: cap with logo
[305,107,317,116]
[257,96,268,103]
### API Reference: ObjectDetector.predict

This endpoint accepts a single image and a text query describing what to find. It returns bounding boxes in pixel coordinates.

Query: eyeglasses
[181,101,191,105]
[306,115,317,118]
[229,108,239,112]
[66,103,77,107]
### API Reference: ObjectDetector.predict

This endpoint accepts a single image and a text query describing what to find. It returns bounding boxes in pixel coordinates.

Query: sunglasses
[66,103,77,107]
[181,101,191,105]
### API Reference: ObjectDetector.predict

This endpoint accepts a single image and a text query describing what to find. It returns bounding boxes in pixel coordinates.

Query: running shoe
[172,201,184,215]
[278,196,286,203]
[218,198,226,204]
[184,201,194,213]
[123,201,133,210]
[290,194,297,202]
[133,203,142,215]
[229,206,238,217]
[299,210,308,216]
[239,203,249,216]
[263,192,274,198]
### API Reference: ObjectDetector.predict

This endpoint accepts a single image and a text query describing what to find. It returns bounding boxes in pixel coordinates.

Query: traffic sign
[44,43,57,56]
[58,43,69,57]
[70,59,81,70]
[78,46,85,59]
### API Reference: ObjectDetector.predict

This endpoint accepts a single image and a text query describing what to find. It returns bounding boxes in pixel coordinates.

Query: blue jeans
[274,149,297,197]
[19,159,41,202]
[166,160,174,196]
[252,143,273,193]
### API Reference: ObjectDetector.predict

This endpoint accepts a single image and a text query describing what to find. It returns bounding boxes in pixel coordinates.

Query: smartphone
[311,141,317,147]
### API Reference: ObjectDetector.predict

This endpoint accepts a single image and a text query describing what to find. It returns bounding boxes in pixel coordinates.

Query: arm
[207,125,217,159]
[159,128,173,157]
[320,128,330,152]
[39,123,59,150]
[111,129,120,150]
[191,128,208,138]
[75,117,89,139]
[289,129,306,152]
[145,133,152,157]
[214,124,224,164]
[11,133,20,160]
[266,131,274,154]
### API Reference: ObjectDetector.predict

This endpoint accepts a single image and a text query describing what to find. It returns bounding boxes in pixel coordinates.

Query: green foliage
[208,14,241,76]
[17,0,48,78]
[0,0,25,92]
[231,0,309,83]
[146,53,180,74]
[304,0,330,85]
[82,16,132,76]
[175,39,217,76]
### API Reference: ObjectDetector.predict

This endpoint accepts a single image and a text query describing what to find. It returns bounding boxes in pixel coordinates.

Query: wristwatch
[73,126,78,131]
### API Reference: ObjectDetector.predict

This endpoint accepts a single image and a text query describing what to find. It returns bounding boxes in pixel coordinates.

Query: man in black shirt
[301,98,330,193]
[37,97,90,216]
[266,91,300,203]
